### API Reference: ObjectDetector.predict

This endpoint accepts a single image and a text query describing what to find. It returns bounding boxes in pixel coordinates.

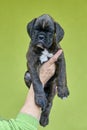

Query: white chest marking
[40,49,53,63]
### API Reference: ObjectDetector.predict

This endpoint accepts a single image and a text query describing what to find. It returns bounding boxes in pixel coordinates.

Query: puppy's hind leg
[24,71,32,88]
[40,81,56,126]
[40,101,52,127]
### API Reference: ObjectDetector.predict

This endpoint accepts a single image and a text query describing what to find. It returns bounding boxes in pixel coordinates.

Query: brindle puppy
[24,14,69,126]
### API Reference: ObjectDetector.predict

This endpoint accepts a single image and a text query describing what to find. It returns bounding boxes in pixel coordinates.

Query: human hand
[39,49,62,85]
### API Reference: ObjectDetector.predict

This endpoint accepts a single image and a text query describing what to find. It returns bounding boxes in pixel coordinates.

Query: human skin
[20,49,62,120]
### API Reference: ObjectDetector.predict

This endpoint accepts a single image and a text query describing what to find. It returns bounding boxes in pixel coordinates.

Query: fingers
[47,49,62,65]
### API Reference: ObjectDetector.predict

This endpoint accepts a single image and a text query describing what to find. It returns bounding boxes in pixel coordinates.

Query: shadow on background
[0,0,87,130]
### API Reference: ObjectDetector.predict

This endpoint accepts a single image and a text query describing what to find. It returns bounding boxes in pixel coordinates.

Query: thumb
[48,49,62,65]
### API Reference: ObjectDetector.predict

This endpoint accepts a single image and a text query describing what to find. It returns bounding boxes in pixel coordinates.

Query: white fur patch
[40,49,53,63]
[62,97,67,100]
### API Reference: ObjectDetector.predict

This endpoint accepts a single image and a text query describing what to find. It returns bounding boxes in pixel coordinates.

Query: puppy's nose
[38,35,45,40]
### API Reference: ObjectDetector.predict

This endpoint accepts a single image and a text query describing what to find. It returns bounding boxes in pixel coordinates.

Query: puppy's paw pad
[24,71,32,87]
[24,71,31,80]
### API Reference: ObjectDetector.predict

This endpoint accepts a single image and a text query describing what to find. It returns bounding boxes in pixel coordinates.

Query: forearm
[20,85,41,120]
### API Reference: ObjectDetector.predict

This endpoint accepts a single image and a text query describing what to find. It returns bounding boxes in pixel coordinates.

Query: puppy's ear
[54,22,64,43]
[27,18,37,38]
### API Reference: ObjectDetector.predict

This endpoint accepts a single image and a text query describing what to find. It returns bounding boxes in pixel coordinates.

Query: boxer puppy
[24,14,69,126]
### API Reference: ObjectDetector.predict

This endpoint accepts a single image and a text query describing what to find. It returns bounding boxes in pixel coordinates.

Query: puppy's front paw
[35,93,47,110]
[57,86,69,99]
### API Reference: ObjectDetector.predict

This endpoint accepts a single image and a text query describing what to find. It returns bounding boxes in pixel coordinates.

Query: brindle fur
[24,14,69,126]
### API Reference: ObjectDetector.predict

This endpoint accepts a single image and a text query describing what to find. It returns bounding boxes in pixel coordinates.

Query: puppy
[24,14,69,126]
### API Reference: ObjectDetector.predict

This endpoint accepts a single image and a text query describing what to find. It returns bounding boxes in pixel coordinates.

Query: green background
[0,0,87,130]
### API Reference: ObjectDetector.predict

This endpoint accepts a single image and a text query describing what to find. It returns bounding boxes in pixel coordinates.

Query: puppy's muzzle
[36,34,46,49]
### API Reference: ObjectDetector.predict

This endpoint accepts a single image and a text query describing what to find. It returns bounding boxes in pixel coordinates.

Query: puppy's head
[27,14,64,49]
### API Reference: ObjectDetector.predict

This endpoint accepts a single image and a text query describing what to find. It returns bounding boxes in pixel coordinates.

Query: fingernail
[56,49,63,56]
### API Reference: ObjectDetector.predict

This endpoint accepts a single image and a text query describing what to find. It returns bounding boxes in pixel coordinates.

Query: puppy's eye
[46,28,54,33]
[48,30,54,34]
[35,26,40,31]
